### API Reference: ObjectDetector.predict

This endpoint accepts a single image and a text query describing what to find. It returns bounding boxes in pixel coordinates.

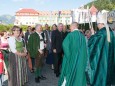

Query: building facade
[14,9,72,26]
[14,9,39,26]
[14,6,98,26]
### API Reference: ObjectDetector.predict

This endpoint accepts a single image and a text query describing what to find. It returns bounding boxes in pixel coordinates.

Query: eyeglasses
[13,30,20,32]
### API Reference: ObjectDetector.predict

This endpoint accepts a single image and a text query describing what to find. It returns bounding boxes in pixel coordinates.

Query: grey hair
[58,23,63,26]
[35,24,42,30]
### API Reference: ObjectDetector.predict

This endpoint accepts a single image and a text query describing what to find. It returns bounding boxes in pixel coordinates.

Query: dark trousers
[53,52,63,75]
[31,58,35,70]
[31,52,44,78]
[0,74,2,86]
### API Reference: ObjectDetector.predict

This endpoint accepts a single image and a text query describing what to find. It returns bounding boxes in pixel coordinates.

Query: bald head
[72,22,78,27]
[70,22,79,32]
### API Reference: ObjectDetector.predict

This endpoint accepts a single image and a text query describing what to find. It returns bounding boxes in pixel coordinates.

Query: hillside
[0,15,15,24]
[85,0,115,11]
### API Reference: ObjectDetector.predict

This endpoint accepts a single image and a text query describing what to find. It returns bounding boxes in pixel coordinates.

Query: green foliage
[20,25,28,31]
[0,24,28,32]
[0,25,10,31]
[85,0,115,11]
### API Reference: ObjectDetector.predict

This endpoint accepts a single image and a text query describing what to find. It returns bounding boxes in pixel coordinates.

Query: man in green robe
[58,22,87,86]
[27,24,46,83]
[87,12,115,86]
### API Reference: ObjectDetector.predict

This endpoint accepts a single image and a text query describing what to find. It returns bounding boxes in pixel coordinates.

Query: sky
[0,0,92,15]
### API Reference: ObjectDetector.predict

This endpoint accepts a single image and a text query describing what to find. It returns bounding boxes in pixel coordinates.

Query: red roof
[16,8,39,14]
[90,5,98,15]
[15,9,73,16]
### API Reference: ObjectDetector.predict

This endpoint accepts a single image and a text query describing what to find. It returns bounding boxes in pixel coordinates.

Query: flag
[87,6,93,29]
[71,10,74,22]
[78,12,80,23]
[58,11,61,18]
[50,11,52,25]
[83,12,86,26]
[57,11,61,23]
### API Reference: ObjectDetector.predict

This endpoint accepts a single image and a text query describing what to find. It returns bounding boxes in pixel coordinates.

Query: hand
[21,53,27,57]
[39,50,43,54]
[4,70,8,75]
[50,39,51,43]
[53,49,56,53]
[26,54,29,60]
[23,48,27,53]
[90,28,95,35]
[44,44,47,48]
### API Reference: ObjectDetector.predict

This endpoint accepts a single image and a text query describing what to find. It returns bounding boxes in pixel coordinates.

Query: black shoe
[35,77,40,83]
[56,73,60,77]
[40,75,47,80]
[54,70,56,74]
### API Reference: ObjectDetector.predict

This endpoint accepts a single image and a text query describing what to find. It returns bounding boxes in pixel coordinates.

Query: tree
[0,24,28,32]
[85,0,115,11]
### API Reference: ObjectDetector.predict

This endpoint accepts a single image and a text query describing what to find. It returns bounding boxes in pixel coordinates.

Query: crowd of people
[0,12,115,86]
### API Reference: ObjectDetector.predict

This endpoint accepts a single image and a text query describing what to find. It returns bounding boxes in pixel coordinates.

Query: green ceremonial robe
[87,27,115,86]
[27,32,40,58]
[58,30,87,86]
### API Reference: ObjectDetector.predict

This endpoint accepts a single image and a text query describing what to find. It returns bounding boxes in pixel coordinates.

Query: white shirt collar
[36,31,42,35]
[72,29,79,32]
[15,37,22,42]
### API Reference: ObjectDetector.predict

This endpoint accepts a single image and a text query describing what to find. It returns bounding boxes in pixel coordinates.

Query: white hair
[35,24,42,30]
[58,23,63,27]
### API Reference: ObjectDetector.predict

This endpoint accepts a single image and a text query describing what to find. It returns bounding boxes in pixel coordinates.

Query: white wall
[14,16,39,26]
[15,9,97,26]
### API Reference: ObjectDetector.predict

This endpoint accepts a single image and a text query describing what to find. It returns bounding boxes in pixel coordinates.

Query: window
[68,20,70,22]
[59,20,62,22]
[63,13,65,15]
[26,22,28,24]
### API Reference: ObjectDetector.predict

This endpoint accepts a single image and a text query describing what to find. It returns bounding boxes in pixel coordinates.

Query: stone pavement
[2,64,59,86]
[26,64,59,86]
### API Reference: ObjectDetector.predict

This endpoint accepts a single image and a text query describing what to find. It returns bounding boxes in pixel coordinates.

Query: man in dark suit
[63,25,69,39]
[43,24,51,57]
[24,26,32,45]
[52,23,64,77]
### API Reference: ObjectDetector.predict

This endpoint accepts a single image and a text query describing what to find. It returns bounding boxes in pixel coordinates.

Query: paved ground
[2,64,59,86]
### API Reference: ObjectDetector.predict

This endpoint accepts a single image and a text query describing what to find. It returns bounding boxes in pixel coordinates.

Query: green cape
[87,27,115,86]
[58,30,87,86]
